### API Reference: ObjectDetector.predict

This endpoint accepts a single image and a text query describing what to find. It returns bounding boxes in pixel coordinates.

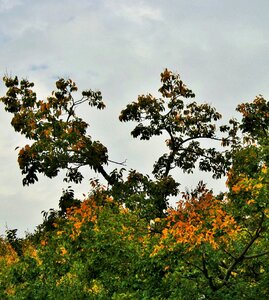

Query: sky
[0,0,269,236]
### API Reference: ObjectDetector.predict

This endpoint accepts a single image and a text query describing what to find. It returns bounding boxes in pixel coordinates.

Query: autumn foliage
[158,183,239,252]
[1,70,269,298]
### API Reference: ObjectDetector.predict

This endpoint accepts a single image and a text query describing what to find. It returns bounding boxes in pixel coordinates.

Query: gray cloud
[0,0,22,13]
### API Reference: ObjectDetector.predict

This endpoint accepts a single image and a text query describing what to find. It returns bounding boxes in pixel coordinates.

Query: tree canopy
[1,69,269,299]
[1,69,238,216]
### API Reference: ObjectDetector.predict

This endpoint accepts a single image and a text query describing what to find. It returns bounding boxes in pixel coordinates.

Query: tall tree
[119,68,238,179]
[0,69,238,215]
[0,77,112,186]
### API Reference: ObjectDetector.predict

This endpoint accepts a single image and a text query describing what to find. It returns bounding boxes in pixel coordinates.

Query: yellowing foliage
[152,183,240,255]
[66,197,99,238]
[227,162,269,210]
[0,243,18,266]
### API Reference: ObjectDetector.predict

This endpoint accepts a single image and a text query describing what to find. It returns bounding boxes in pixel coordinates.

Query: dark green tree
[0,77,111,186]
[0,69,237,216]
[119,69,238,179]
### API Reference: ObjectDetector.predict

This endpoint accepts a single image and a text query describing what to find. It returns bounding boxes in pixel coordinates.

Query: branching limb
[222,213,265,285]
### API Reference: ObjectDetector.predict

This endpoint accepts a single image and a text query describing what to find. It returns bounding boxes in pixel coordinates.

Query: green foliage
[5,229,23,257]
[237,95,269,141]
[1,69,269,298]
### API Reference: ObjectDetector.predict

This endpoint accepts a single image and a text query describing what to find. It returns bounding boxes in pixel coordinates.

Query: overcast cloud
[1,0,269,236]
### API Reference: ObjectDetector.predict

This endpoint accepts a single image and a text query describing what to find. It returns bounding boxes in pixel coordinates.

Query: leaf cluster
[1,77,108,185]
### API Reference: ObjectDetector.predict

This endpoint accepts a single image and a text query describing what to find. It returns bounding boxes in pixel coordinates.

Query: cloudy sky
[0,0,269,236]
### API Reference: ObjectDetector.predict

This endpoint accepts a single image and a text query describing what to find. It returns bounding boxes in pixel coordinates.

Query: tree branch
[108,159,127,166]
[179,135,223,147]
[244,251,269,259]
[222,213,265,285]
[97,165,115,185]
[201,254,218,292]
[163,127,177,177]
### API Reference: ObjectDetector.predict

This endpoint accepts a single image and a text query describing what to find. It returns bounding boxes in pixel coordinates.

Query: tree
[0,77,110,185]
[2,69,269,298]
[0,69,237,216]
[119,69,237,179]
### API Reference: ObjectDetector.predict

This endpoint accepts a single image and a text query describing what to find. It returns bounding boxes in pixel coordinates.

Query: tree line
[0,69,268,299]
